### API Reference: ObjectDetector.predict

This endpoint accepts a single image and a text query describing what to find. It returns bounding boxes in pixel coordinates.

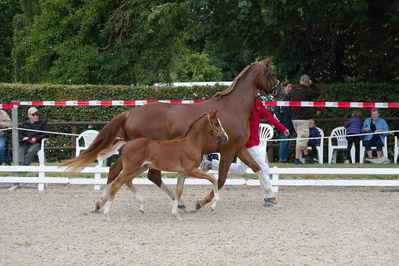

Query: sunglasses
[31,113,39,117]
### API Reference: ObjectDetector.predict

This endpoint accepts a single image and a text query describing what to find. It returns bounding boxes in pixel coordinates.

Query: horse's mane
[175,112,208,139]
[212,63,256,98]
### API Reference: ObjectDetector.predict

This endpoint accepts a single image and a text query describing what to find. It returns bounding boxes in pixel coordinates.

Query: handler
[201,94,290,207]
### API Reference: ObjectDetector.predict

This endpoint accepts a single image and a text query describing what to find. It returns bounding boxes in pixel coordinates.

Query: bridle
[207,114,226,139]
[259,61,280,96]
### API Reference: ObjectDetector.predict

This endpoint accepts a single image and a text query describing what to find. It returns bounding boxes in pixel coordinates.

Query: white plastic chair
[328,127,347,164]
[76,130,99,157]
[394,136,398,164]
[307,127,324,164]
[359,137,388,163]
[37,138,49,166]
[328,126,360,164]
[76,130,120,166]
[258,123,274,162]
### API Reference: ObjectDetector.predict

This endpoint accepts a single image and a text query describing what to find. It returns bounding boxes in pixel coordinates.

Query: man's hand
[29,137,37,144]
[283,129,290,136]
[364,128,371,132]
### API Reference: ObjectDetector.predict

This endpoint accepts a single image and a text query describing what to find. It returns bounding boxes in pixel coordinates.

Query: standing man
[201,94,290,207]
[290,75,320,164]
[0,110,11,165]
[19,107,49,165]
[274,81,294,163]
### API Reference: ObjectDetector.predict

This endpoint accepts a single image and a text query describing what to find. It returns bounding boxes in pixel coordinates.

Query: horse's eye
[214,122,220,127]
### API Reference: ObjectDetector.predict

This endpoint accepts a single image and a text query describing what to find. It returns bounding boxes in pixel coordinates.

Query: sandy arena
[1,184,398,265]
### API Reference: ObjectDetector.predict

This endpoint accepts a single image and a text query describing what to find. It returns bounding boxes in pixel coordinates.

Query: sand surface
[0,184,398,265]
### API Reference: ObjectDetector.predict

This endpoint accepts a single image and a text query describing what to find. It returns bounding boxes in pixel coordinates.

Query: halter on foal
[96,110,228,219]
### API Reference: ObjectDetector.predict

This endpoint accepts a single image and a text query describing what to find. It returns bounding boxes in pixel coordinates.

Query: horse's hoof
[195,200,202,210]
[139,209,144,214]
[178,204,186,211]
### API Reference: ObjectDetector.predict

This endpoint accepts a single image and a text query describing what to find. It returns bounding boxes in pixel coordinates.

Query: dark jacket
[290,84,320,120]
[344,115,362,135]
[19,119,49,143]
[274,94,294,133]
[395,123,399,138]
[308,127,321,146]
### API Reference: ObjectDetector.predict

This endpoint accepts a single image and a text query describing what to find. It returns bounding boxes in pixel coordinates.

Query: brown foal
[96,110,228,219]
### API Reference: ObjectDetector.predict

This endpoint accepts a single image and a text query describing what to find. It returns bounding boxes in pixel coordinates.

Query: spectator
[362,109,389,160]
[308,119,321,162]
[0,110,11,165]
[274,81,294,163]
[201,94,290,207]
[19,107,49,165]
[344,111,362,163]
[290,74,320,164]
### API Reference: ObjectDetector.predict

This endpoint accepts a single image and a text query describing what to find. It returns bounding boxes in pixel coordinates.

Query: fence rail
[1,165,398,192]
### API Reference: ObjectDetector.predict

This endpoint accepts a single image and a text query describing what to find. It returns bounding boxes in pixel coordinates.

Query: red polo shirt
[246,98,287,149]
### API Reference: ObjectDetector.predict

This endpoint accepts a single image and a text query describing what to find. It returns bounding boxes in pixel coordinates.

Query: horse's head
[256,57,281,97]
[207,110,229,144]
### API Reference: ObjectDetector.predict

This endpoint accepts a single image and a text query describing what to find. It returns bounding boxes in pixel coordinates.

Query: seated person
[0,110,11,165]
[19,107,49,165]
[362,108,389,160]
[307,119,321,162]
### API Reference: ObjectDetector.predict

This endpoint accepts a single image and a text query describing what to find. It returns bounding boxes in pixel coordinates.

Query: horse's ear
[263,57,273,66]
[210,109,218,117]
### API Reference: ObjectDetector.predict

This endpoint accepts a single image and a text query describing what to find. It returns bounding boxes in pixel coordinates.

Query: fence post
[94,161,102,190]
[38,168,45,191]
[71,116,77,157]
[272,166,279,193]
[11,105,19,167]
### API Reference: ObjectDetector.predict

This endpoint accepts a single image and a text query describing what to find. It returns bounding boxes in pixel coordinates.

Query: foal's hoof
[195,200,202,210]
[93,202,101,213]
[139,209,144,214]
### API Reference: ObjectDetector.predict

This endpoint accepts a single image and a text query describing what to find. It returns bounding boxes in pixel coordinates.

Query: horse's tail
[61,111,129,175]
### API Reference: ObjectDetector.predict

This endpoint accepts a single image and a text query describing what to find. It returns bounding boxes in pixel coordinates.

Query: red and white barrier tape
[1,100,399,108]
[13,100,203,107]
[265,101,399,108]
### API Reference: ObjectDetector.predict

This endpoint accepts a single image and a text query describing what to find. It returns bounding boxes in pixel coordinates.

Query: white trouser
[211,146,275,199]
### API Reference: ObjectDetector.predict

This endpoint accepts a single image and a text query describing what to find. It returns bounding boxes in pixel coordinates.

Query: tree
[10,0,399,84]
[0,0,21,82]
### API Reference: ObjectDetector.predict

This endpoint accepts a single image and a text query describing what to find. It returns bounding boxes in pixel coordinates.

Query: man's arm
[260,105,287,133]
[19,121,28,140]
[36,121,49,142]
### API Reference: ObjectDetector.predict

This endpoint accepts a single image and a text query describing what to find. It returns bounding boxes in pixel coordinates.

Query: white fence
[0,165,398,191]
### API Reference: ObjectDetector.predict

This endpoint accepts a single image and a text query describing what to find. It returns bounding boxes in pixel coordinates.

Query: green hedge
[0,82,398,162]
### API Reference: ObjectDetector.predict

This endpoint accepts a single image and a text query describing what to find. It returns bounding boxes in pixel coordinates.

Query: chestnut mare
[62,57,280,210]
[96,110,228,219]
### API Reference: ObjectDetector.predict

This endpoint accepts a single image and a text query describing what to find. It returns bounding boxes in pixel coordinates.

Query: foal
[96,110,228,219]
